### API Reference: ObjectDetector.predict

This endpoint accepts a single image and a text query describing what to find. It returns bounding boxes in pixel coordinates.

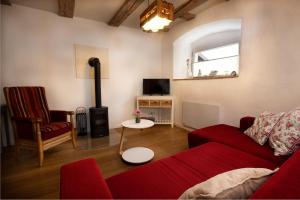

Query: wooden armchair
[3,87,77,166]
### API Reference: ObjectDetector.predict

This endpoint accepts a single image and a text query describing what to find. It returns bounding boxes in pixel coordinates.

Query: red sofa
[60,117,300,199]
[188,117,289,165]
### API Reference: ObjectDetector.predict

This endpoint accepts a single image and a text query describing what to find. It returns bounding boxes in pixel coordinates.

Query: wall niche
[173,19,242,80]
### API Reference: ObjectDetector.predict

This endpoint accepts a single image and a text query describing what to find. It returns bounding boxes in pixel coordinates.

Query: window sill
[173,75,239,81]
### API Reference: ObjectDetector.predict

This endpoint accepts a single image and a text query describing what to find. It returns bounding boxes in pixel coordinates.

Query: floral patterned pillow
[244,111,285,145]
[269,107,300,156]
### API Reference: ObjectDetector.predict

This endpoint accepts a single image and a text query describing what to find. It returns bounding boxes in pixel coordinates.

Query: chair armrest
[66,111,74,115]
[50,110,67,122]
[60,158,113,199]
[239,116,255,132]
[12,116,42,123]
[50,110,73,122]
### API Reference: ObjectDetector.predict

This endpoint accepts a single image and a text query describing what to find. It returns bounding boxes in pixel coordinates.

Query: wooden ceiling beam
[1,0,11,6]
[175,0,230,21]
[109,0,145,27]
[180,12,196,21]
[58,0,75,18]
[174,0,208,20]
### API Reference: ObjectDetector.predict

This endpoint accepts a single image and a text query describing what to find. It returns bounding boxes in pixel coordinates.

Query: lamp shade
[140,0,174,32]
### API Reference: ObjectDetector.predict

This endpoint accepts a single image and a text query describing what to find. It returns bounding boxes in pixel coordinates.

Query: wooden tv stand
[136,96,174,127]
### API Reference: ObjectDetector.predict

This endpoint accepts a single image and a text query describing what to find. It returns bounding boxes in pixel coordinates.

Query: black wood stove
[88,57,109,138]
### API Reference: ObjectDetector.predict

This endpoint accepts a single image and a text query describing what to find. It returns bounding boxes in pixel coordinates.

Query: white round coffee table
[119,119,155,164]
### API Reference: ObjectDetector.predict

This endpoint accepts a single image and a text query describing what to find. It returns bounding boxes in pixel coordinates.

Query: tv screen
[143,79,170,95]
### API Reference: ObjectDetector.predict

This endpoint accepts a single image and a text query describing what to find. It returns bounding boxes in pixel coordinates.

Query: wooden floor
[1,125,188,199]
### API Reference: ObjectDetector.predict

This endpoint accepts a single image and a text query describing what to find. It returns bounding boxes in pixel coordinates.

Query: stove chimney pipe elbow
[88,57,100,67]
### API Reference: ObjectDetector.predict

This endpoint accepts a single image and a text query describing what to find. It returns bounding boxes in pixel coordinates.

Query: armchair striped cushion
[4,87,51,125]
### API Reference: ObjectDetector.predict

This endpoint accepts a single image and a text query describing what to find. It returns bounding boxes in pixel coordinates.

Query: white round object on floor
[122,147,154,164]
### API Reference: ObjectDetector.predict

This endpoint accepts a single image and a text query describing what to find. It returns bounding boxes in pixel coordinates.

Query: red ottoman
[60,158,113,199]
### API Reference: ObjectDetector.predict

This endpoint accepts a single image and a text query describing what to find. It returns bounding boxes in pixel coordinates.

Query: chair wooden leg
[34,122,44,167]
[38,148,44,167]
[71,130,77,149]
[69,114,77,149]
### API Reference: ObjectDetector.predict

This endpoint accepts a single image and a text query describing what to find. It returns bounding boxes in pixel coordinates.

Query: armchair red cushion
[41,122,72,140]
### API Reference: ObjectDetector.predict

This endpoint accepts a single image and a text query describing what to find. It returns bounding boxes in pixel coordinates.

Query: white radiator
[182,101,220,129]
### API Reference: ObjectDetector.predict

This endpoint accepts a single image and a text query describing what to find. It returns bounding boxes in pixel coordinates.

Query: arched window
[173,19,242,79]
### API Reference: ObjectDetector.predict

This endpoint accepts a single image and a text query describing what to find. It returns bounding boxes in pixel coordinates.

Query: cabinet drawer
[160,100,172,107]
[138,100,149,107]
[150,100,160,107]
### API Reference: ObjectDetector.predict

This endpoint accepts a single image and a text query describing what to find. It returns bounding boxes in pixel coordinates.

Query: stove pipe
[88,57,101,108]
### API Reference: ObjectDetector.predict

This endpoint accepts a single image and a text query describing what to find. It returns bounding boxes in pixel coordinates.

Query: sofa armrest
[60,158,113,199]
[50,110,70,122]
[239,116,255,132]
[250,149,300,199]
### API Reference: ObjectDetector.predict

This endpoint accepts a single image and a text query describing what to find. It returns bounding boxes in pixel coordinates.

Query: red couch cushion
[188,124,288,165]
[60,158,113,199]
[106,142,277,199]
[41,122,72,140]
[250,149,300,199]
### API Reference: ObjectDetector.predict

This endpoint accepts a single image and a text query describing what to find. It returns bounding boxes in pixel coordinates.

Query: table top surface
[121,119,154,129]
[122,147,154,164]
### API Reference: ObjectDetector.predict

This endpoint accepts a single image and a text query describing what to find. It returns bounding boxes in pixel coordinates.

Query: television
[143,79,170,95]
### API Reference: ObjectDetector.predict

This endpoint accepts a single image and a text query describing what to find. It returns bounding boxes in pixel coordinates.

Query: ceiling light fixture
[140,0,174,32]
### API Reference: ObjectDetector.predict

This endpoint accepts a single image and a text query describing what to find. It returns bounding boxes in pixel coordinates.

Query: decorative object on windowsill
[76,107,87,136]
[209,70,218,76]
[133,109,141,123]
[231,71,237,76]
[140,0,174,32]
[198,55,205,62]
[186,58,193,77]
[198,69,202,77]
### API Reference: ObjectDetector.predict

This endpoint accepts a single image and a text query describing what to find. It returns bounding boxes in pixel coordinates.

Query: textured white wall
[162,0,300,128]
[1,5,162,129]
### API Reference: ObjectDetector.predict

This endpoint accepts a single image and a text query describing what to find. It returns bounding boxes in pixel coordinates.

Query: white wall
[1,5,162,129]
[162,0,300,128]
